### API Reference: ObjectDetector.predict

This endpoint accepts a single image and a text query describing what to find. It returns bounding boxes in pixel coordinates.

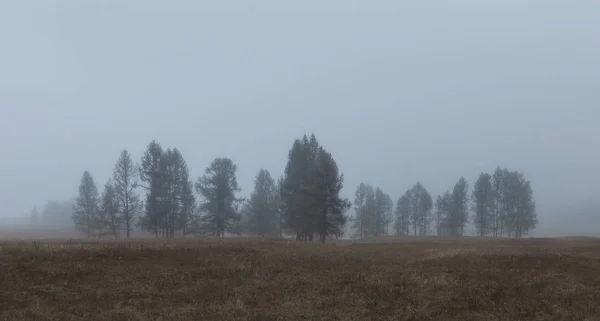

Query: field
[1,236,600,321]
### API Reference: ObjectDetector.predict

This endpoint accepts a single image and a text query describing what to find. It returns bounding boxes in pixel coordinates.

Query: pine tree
[161,148,193,238]
[245,169,279,237]
[72,171,100,238]
[408,183,432,236]
[502,170,538,238]
[281,136,314,240]
[307,147,350,242]
[450,177,469,236]
[276,176,284,237]
[195,158,242,237]
[138,140,166,237]
[99,181,121,239]
[351,183,369,239]
[374,188,393,236]
[394,190,411,236]
[281,134,349,241]
[435,192,452,236]
[178,177,197,236]
[491,167,506,237]
[472,173,494,236]
[113,149,140,239]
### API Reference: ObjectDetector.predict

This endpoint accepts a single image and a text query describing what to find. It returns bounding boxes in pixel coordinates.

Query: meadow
[1,236,600,321]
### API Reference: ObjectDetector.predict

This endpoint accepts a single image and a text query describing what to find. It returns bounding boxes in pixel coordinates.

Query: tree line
[72,134,537,240]
[353,168,537,239]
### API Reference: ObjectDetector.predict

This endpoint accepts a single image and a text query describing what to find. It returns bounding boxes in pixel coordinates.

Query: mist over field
[1,0,599,239]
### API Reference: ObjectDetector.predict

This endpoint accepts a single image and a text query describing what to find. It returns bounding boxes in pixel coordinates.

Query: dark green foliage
[72,171,100,237]
[281,134,350,242]
[112,149,140,239]
[195,158,242,237]
[472,173,494,236]
[243,169,280,237]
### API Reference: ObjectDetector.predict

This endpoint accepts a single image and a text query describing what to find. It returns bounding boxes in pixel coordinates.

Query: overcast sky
[1,0,599,235]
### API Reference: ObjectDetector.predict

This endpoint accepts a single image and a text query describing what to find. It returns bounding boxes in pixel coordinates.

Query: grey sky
[1,0,599,235]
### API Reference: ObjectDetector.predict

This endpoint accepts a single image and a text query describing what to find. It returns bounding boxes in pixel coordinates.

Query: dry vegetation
[1,237,600,321]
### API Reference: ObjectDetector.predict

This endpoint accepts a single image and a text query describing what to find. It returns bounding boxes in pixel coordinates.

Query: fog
[1,0,599,237]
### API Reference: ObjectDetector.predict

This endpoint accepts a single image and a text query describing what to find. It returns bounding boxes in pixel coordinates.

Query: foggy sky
[1,0,599,236]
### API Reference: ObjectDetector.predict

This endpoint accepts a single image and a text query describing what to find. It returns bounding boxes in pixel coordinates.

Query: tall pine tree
[244,169,279,237]
[113,149,140,239]
[195,158,242,237]
[472,173,494,236]
[72,171,100,238]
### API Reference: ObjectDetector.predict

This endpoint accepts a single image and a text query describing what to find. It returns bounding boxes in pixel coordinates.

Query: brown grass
[1,237,600,321]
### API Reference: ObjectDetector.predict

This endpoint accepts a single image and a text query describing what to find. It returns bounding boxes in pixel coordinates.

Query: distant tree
[351,183,369,239]
[195,158,242,237]
[244,169,279,237]
[501,169,538,238]
[449,177,469,236]
[275,176,284,237]
[351,183,393,238]
[307,147,351,242]
[281,134,349,241]
[138,140,165,237]
[29,207,40,227]
[112,149,140,239]
[491,167,506,237]
[394,190,411,236]
[434,192,451,236]
[161,148,195,238]
[374,187,393,236]
[281,136,314,240]
[72,171,100,237]
[408,183,433,236]
[98,181,121,239]
[177,177,197,236]
[472,173,494,236]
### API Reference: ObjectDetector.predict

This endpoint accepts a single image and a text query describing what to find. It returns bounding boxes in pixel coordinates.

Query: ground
[1,236,600,321]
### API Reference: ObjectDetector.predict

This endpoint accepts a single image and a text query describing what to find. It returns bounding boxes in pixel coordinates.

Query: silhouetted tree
[501,169,538,238]
[491,167,506,237]
[195,158,242,237]
[138,140,166,237]
[394,190,411,236]
[435,192,451,236]
[244,169,279,237]
[408,182,432,235]
[449,177,469,236]
[72,171,100,237]
[99,181,121,239]
[472,173,494,236]
[281,134,349,242]
[113,149,140,239]
[351,183,369,239]
[307,147,350,242]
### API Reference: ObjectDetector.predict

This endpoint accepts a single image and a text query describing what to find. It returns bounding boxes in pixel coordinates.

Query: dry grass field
[1,236,600,321]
